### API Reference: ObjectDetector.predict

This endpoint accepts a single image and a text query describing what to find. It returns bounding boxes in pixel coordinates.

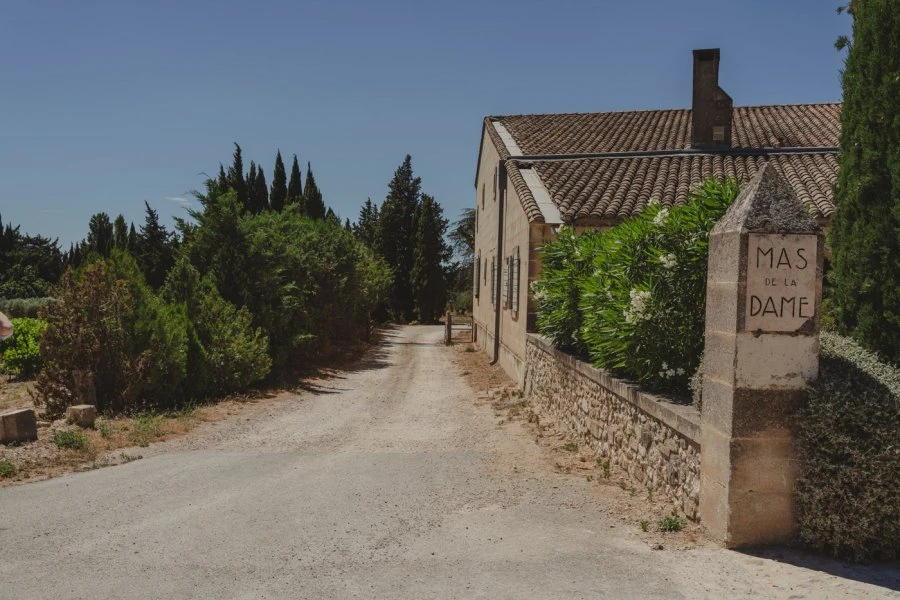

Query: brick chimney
[691,48,732,148]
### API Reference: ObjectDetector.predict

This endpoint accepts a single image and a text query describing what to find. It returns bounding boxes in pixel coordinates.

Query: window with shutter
[512,247,521,313]
[490,257,496,306]
[502,256,509,308]
[474,252,480,299]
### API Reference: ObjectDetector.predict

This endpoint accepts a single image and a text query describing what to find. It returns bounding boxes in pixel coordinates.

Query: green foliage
[796,332,900,562]
[33,254,189,418]
[130,413,164,447]
[411,194,450,323]
[135,201,177,289]
[53,430,88,450]
[270,150,287,212]
[0,317,46,379]
[287,154,303,208]
[0,264,51,298]
[184,190,390,368]
[0,459,16,478]
[354,198,380,249]
[657,508,686,532]
[534,179,738,395]
[303,163,326,220]
[162,258,271,397]
[0,298,54,319]
[828,0,900,363]
[86,212,114,258]
[378,155,422,322]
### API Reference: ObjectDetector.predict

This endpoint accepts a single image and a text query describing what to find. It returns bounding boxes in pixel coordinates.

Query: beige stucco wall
[472,127,543,386]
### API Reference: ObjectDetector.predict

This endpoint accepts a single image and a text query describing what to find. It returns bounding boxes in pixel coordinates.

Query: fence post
[445,311,453,345]
[699,164,824,547]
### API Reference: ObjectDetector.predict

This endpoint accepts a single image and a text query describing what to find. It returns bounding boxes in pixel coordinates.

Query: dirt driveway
[0,325,896,599]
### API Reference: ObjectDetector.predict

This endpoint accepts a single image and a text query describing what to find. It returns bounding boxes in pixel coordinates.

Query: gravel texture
[0,325,896,599]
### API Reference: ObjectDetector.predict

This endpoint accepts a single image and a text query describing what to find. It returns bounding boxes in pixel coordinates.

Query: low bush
[795,332,900,562]
[0,459,16,478]
[657,508,687,532]
[53,430,88,450]
[0,317,46,379]
[0,297,55,318]
[533,179,738,395]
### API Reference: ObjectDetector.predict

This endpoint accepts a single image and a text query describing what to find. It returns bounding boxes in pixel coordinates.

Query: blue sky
[0,1,848,248]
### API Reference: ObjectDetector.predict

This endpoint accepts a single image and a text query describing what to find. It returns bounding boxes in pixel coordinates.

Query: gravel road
[1,326,897,599]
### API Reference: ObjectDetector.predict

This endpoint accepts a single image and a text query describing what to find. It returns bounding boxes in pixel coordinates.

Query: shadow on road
[737,547,900,593]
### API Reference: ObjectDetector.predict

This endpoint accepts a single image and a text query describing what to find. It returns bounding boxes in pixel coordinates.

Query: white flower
[666,369,676,378]
[653,208,669,226]
[676,367,686,376]
[624,289,651,324]
[661,362,668,370]
[660,253,677,269]
[648,198,660,207]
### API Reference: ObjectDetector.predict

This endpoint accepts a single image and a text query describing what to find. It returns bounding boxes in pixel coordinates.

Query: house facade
[472,48,841,385]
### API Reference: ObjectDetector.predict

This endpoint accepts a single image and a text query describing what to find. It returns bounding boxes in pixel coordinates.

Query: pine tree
[354,197,380,249]
[303,162,326,219]
[828,0,900,361]
[227,143,249,211]
[254,165,269,212]
[136,201,175,289]
[215,164,229,195]
[86,212,114,257]
[287,154,303,209]
[113,214,129,250]
[411,194,450,323]
[270,150,287,211]
[377,155,421,321]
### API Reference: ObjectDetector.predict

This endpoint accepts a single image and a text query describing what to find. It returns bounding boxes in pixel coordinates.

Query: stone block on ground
[0,408,38,444]
[66,404,97,428]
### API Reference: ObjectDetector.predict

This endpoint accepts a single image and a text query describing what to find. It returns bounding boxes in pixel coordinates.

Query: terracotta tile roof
[488,103,840,223]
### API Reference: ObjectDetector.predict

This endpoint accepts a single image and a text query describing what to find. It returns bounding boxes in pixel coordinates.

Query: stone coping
[526,334,701,443]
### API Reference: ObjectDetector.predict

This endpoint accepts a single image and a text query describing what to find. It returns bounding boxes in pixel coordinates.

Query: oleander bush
[532,178,738,395]
[0,317,46,379]
[795,331,900,562]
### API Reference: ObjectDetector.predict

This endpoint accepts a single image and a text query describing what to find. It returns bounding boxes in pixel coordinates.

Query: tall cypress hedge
[828,0,900,362]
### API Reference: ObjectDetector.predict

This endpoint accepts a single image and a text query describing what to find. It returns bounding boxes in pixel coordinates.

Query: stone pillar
[699,164,824,547]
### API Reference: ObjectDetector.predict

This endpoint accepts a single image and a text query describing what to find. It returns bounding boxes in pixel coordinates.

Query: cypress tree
[215,164,229,195]
[247,161,259,213]
[303,162,326,220]
[270,150,287,211]
[354,197,380,249]
[411,194,450,323]
[113,214,129,250]
[254,165,269,212]
[828,0,900,362]
[127,223,138,251]
[287,154,303,209]
[377,155,421,322]
[86,212,114,258]
[227,143,249,211]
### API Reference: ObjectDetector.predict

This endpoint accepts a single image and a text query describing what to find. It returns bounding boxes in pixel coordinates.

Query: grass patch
[53,430,88,450]
[130,414,165,447]
[0,459,16,478]
[598,458,611,478]
[657,508,687,532]
[640,519,650,532]
[97,421,111,438]
[561,442,579,452]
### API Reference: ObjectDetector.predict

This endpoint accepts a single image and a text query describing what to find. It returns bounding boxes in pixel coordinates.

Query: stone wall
[524,334,702,519]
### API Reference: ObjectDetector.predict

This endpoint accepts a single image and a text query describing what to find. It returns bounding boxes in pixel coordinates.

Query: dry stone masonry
[525,335,702,519]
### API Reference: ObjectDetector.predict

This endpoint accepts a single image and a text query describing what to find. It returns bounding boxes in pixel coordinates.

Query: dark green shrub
[33,253,190,418]
[0,459,16,478]
[0,317,46,379]
[0,297,55,318]
[828,0,900,363]
[162,258,271,397]
[796,332,900,562]
[533,179,738,395]
[184,192,391,368]
[0,264,52,298]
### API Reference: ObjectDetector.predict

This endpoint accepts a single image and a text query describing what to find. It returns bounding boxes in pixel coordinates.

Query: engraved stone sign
[744,234,818,332]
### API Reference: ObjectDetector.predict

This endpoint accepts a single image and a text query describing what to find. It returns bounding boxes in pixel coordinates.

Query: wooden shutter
[474,252,480,299]
[512,247,521,313]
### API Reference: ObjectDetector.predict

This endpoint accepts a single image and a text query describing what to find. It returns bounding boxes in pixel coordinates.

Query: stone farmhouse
[472,48,840,384]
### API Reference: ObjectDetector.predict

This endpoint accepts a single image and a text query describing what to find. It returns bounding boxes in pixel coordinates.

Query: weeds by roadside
[53,430,88,450]
[0,459,16,478]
